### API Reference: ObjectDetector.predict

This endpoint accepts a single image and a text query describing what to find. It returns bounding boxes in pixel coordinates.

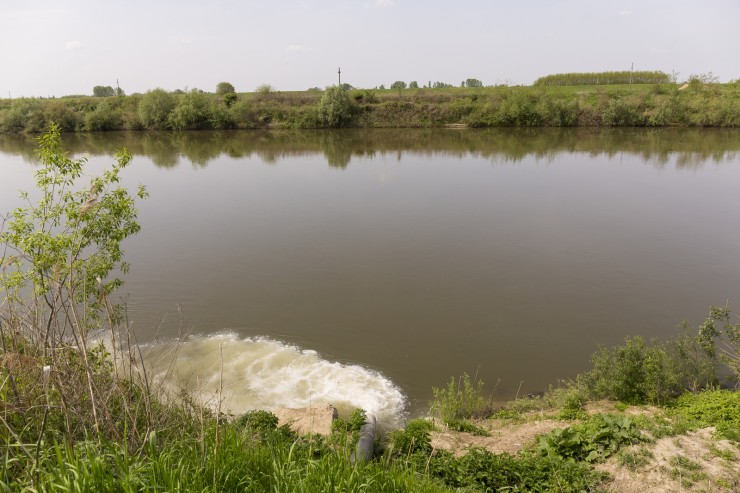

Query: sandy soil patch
[273,404,338,436]
[431,418,567,457]
[597,427,739,493]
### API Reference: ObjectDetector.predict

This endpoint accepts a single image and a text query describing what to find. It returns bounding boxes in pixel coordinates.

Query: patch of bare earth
[597,428,739,493]
[273,404,338,436]
[428,403,738,492]
[430,417,567,457]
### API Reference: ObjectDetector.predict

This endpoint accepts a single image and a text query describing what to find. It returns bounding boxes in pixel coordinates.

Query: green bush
[138,88,175,129]
[579,334,717,405]
[601,97,646,126]
[318,85,354,128]
[1,98,46,133]
[84,101,121,131]
[168,89,212,130]
[235,410,278,434]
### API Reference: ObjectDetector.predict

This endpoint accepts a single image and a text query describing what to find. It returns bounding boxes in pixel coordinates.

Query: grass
[617,445,654,471]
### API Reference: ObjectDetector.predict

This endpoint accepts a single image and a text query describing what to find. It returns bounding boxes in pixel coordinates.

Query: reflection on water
[1,128,738,170]
[1,128,739,415]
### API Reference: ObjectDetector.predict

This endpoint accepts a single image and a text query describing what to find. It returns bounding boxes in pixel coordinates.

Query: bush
[601,97,646,126]
[236,410,278,434]
[168,89,212,130]
[1,98,46,133]
[138,88,175,129]
[580,336,681,404]
[318,85,353,128]
[694,305,740,380]
[84,101,121,131]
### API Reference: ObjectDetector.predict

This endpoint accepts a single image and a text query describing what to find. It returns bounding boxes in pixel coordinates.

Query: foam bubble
[140,333,407,428]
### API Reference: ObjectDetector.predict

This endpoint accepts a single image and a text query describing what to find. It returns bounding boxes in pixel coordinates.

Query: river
[1,128,739,424]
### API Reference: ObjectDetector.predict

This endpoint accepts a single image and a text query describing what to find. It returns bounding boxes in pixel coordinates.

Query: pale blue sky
[1,0,738,97]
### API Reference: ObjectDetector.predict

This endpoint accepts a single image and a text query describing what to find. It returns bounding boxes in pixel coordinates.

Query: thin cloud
[619,10,634,16]
[367,0,395,7]
[65,40,81,50]
[286,44,311,53]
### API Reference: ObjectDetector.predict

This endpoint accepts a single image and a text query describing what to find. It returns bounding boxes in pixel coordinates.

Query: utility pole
[116,78,120,95]
[338,67,341,87]
[629,62,634,86]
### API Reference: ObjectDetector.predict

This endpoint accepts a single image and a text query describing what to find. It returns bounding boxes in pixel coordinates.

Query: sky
[1,0,739,98]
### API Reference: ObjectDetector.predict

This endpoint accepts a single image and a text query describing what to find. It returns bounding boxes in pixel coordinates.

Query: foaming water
[140,333,407,428]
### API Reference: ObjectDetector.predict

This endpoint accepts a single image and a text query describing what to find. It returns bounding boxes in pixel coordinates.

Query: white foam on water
[140,332,407,428]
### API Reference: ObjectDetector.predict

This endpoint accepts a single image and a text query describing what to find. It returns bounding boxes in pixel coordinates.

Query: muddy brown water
[1,128,739,419]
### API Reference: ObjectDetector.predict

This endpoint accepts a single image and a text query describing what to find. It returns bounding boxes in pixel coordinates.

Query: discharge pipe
[350,413,377,463]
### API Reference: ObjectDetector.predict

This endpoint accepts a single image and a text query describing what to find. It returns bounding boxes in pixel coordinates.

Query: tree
[216,81,236,95]
[390,81,407,90]
[93,85,115,97]
[1,124,147,336]
[408,81,419,89]
[318,85,353,128]
[216,81,237,107]
[0,124,147,439]
[465,78,483,88]
[433,81,453,88]
[138,88,175,129]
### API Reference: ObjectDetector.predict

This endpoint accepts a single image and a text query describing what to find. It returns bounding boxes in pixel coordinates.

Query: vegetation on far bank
[1,74,738,134]
[1,128,739,491]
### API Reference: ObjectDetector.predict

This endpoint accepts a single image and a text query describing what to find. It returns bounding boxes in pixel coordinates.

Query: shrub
[0,124,152,453]
[1,98,46,133]
[168,89,212,130]
[138,88,175,129]
[236,410,278,435]
[601,97,646,126]
[579,336,680,404]
[694,305,740,379]
[84,101,121,131]
[318,85,353,128]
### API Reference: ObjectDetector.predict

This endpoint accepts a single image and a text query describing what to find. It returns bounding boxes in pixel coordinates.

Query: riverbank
[1,82,738,134]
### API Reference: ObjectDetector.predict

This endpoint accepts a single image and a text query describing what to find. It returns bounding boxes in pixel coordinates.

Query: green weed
[537,414,644,463]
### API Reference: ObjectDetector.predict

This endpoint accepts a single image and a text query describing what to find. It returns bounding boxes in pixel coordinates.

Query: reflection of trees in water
[1,128,738,170]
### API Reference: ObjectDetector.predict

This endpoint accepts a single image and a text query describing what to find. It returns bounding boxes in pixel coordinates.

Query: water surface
[1,128,739,418]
